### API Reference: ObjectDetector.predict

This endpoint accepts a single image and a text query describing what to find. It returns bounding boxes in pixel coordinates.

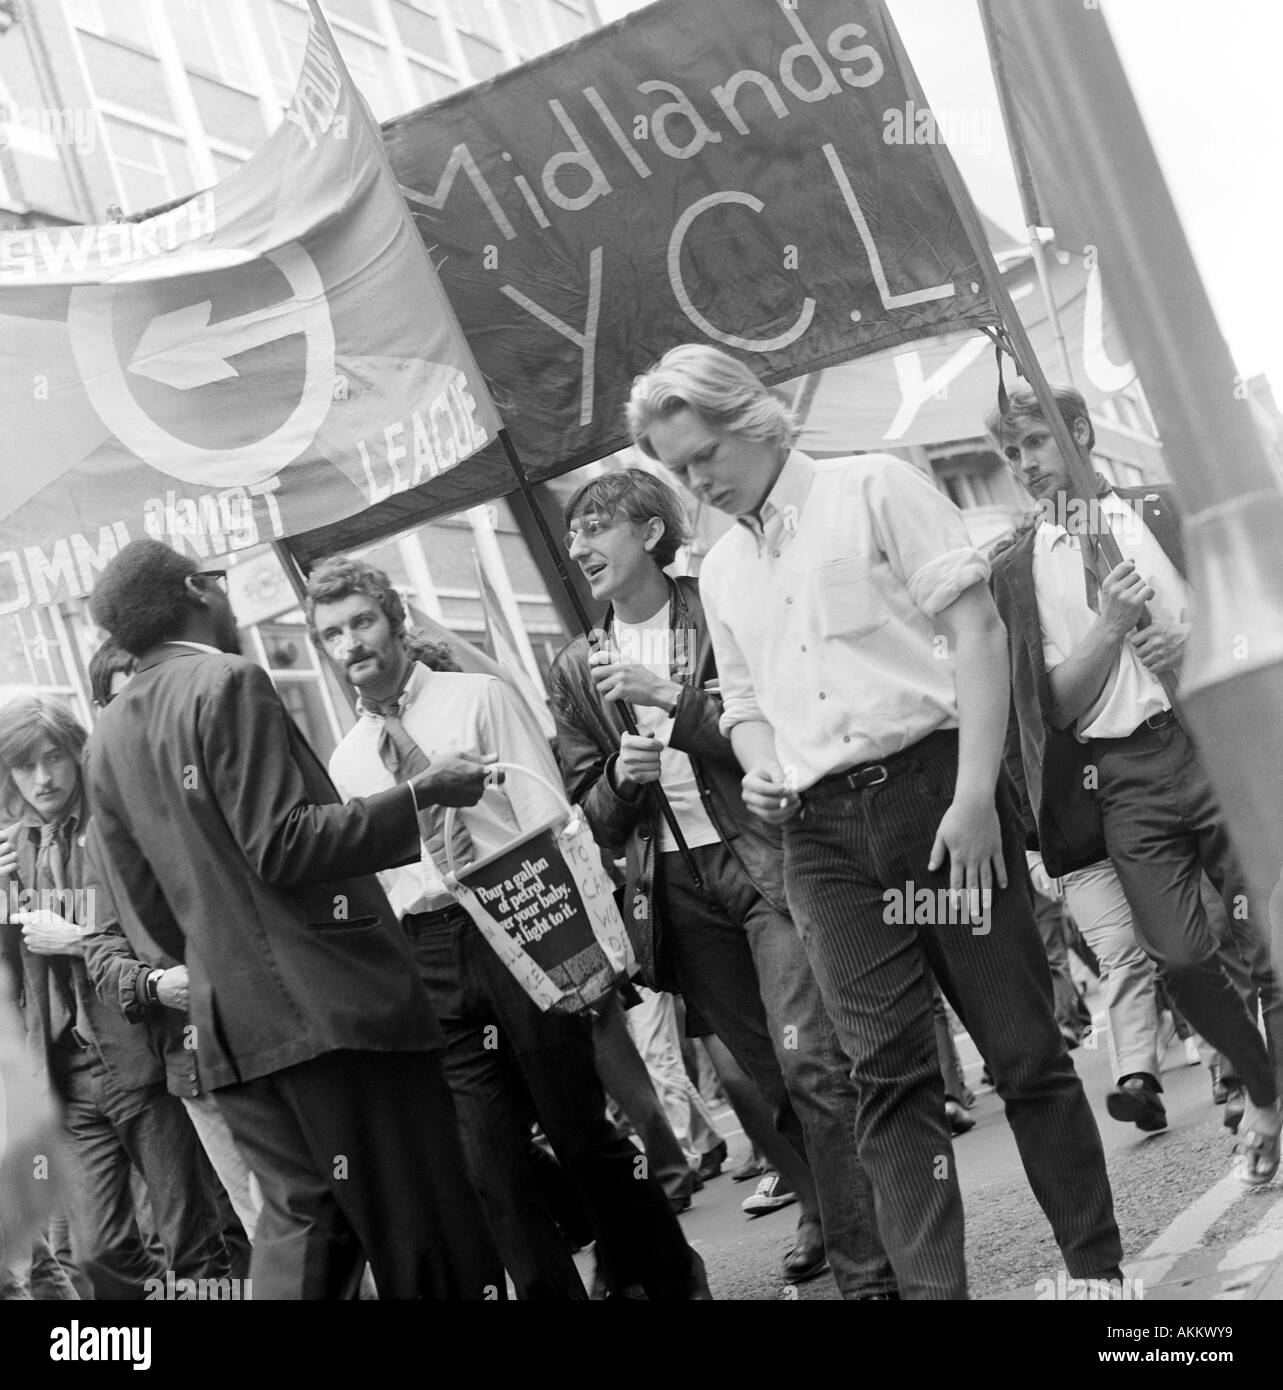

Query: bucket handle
[441,761,575,880]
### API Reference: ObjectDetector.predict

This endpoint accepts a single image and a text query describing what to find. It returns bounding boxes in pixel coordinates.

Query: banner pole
[497,428,711,897]
[877,1,1175,707]
[977,0,1073,384]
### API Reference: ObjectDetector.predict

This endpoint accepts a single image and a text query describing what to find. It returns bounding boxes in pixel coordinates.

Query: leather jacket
[548,575,787,989]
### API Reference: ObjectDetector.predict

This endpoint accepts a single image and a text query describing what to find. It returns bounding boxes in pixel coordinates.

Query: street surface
[631,983,1283,1303]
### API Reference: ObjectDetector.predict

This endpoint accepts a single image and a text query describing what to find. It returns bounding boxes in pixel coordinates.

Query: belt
[1094,707,1180,744]
[802,728,957,805]
[402,901,469,936]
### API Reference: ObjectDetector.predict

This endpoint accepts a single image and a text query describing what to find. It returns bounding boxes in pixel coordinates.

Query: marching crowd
[1,344,1279,1301]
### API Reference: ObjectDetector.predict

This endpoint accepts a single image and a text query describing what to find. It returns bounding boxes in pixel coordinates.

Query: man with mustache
[312,554,708,1301]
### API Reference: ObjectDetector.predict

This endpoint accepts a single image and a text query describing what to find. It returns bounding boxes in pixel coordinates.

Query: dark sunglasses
[194,570,228,593]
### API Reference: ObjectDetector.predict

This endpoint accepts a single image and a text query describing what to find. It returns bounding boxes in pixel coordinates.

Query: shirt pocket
[808,556,889,641]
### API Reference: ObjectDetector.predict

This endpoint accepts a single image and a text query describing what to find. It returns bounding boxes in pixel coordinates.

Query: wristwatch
[143,969,165,1006]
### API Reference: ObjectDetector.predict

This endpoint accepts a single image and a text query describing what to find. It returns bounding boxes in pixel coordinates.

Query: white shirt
[700,450,989,790]
[1032,492,1190,740]
[328,664,565,918]
[611,606,720,853]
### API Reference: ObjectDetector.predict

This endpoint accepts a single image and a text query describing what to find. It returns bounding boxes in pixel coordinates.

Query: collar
[1033,487,1122,554]
[357,658,427,720]
[164,640,222,655]
[601,575,694,638]
[20,787,85,843]
[734,449,813,551]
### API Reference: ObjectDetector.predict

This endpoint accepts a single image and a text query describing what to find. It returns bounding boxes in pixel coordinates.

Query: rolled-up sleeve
[866,459,991,615]
[701,560,765,737]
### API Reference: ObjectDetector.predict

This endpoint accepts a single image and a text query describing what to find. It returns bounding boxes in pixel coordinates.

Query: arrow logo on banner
[128,297,307,390]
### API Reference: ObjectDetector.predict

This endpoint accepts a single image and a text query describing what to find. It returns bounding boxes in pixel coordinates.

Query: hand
[589,649,680,712]
[615,733,664,787]
[156,965,189,1011]
[927,793,1008,907]
[1126,620,1188,676]
[411,751,498,809]
[0,823,17,879]
[17,909,86,956]
[1097,559,1154,638]
[741,763,800,825]
[1025,851,1061,901]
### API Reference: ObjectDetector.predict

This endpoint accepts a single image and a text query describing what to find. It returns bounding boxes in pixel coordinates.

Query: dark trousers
[783,730,1122,1300]
[215,1048,504,1300]
[408,910,696,1300]
[56,1051,229,1300]
[657,842,896,1298]
[1093,721,1280,1107]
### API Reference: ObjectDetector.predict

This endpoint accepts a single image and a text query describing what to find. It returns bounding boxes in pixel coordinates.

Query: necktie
[367,692,474,884]
[34,822,76,1041]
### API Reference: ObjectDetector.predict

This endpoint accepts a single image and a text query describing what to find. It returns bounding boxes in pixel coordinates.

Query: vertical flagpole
[496,428,711,895]
[302,1,708,894]
[876,2,1176,707]
[977,0,1073,385]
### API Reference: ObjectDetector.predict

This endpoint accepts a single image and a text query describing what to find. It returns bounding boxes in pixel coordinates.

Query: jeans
[408,909,696,1300]
[783,730,1121,1299]
[55,1049,230,1300]
[657,841,896,1299]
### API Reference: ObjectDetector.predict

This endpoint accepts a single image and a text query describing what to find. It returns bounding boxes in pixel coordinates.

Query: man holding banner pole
[629,344,1123,1299]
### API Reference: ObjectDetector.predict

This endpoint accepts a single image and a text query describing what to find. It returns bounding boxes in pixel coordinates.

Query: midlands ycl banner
[384,0,998,477]
[0,15,500,614]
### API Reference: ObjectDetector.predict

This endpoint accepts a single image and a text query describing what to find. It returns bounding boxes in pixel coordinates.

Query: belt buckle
[850,764,888,790]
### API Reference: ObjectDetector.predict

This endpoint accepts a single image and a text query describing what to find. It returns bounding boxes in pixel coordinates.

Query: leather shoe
[1106,1076,1167,1132]
[1210,1062,1229,1106]
[731,1155,765,1183]
[696,1139,728,1183]
[945,1099,975,1135]
[781,1215,829,1284]
[1224,1087,1247,1135]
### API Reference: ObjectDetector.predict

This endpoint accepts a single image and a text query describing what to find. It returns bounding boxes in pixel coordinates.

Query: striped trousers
[782,730,1122,1299]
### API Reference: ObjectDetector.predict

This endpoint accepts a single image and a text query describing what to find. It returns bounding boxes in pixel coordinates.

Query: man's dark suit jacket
[84,644,441,1091]
[989,485,1187,878]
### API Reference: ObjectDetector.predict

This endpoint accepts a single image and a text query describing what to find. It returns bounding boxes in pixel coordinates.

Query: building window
[407,59,460,104]
[165,0,256,89]
[500,0,544,58]
[101,115,193,212]
[548,0,590,45]
[67,0,152,50]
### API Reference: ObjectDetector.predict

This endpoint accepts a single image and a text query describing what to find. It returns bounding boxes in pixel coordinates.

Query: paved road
[650,985,1283,1302]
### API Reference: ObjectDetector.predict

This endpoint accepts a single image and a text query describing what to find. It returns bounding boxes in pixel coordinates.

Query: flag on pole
[472,551,556,740]
[0,5,500,615]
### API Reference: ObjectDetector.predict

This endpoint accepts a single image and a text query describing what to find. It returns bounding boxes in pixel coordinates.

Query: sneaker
[741,1171,799,1217]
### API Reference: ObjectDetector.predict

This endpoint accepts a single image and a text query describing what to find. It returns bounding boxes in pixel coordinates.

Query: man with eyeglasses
[83,538,504,1299]
[550,466,900,1297]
